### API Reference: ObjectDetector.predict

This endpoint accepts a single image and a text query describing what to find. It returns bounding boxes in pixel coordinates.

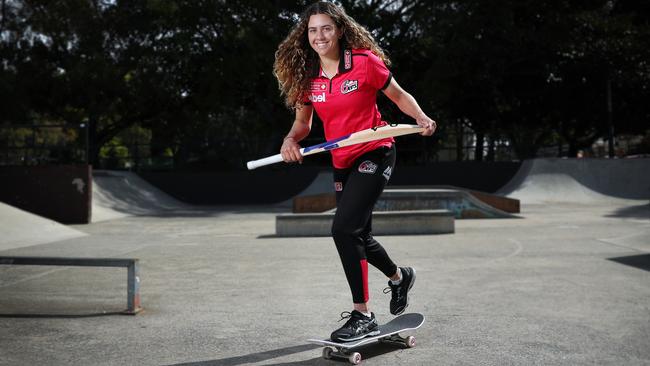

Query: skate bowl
[497,158,650,204]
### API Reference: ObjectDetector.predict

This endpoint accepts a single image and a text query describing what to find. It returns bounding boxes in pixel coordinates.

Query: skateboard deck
[307,313,425,364]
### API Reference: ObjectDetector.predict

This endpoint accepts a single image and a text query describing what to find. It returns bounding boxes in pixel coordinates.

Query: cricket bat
[246,124,424,170]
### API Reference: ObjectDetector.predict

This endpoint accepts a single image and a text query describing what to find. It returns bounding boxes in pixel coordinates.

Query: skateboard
[307,313,425,364]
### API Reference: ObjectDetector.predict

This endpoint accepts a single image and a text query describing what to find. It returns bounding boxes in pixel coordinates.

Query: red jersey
[304,48,394,169]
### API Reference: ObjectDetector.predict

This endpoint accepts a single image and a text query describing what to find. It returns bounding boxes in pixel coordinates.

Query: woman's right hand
[280,137,303,164]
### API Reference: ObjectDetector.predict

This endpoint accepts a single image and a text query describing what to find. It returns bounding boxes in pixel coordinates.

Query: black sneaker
[330,310,380,342]
[385,266,416,315]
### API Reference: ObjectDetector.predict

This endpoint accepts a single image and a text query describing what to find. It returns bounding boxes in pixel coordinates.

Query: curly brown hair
[273,1,390,109]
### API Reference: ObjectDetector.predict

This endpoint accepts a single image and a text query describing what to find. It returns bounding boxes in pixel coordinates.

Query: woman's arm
[382,78,437,136]
[280,104,314,163]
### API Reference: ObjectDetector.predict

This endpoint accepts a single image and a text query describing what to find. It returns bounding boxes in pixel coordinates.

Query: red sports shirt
[304,48,394,169]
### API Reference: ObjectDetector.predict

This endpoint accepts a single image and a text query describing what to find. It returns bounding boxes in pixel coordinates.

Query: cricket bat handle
[246,148,306,170]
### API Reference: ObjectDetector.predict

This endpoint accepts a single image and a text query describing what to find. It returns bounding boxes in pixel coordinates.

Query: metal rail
[0,256,142,315]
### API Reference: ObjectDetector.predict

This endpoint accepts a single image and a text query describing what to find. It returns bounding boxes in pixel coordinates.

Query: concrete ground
[0,200,649,365]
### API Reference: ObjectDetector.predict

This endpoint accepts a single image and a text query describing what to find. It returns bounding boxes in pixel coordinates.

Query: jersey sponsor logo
[358,160,378,174]
[344,49,352,70]
[309,92,326,103]
[382,166,392,181]
[310,81,327,91]
[334,182,343,192]
[341,79,358,94]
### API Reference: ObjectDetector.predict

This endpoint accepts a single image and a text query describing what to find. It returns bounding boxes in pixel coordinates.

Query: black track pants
[331,144,398,304]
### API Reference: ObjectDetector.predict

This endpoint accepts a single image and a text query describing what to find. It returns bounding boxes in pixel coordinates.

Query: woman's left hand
[416,116,437,136]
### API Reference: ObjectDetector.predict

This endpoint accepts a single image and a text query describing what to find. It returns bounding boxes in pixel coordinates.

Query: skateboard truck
[322,333,417,364]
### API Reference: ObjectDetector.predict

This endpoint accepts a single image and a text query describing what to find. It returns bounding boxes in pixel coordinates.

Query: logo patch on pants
[358,161,378,174]
[334,182,343,191]
[382,166,392,181]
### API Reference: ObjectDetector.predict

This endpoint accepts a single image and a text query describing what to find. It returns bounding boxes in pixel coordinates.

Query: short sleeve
[301,92,312,106]
[366,52,393,91]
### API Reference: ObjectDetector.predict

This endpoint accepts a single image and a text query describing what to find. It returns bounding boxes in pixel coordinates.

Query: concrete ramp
[92,170,190,222]
[294,171,334,196]
[0,202,87,251]
[498,158,650,204]
[280,171,333,209]
[0,169,188,250]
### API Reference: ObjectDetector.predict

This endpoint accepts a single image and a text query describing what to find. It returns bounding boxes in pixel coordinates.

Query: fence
[0,124,88,166]
[3,123,643,169]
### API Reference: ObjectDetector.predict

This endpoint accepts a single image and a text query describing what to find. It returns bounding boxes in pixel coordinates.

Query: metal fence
[0,124,88,166]
[2,123,643,169]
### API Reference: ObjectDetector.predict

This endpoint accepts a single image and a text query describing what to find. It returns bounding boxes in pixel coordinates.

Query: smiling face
[307,13,342,59]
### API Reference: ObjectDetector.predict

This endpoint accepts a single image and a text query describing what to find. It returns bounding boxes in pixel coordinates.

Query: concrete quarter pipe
[498,158,650,204]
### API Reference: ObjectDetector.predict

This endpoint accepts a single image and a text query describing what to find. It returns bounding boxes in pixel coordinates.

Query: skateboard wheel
[405,335,416,348]
[322,347,334,359]
[348,352,362,365]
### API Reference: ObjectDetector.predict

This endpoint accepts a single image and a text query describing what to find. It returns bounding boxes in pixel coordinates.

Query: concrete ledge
[292,188,519,218]
[293,192,336,213]
[276,210,454,237]
[376,189,516,219]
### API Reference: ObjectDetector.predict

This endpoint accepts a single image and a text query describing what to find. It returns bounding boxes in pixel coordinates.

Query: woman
[273,1,436,342]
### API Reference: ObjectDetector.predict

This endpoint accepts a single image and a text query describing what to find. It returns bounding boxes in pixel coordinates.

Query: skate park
[1,158,649,365]
[2,1,649,365]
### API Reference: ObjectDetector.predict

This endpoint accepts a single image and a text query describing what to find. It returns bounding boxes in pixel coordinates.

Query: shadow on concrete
[257,234,282,239]
[605,203,650,219]
[273,342,409,365]
[165,344,320,366]
[166,342,407,366]
[608,254,650,272]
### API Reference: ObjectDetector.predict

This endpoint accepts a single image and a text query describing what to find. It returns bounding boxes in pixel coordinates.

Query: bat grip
[247,154,284,170]
[247,147,308,170]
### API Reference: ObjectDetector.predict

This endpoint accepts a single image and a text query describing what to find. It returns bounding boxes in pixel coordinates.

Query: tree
[1,0,647,167]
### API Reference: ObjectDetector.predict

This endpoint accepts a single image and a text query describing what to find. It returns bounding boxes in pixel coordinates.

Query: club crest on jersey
[334,182,343,192]
[358,160,378,174]
[309,92,326,103]
[341,80,358,94]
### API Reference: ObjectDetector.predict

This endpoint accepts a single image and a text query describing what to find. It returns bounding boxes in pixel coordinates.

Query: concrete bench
[0,256,142,315]
[276,210,455,237]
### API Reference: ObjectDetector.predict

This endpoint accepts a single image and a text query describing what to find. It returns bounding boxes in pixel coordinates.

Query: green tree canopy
[1,0,647,167]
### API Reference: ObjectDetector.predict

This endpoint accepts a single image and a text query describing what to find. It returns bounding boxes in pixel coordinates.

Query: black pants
[331,144,398,304]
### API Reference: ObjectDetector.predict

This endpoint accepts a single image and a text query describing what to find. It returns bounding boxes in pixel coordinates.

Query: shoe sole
[392,267,416,315]
[333,329,381,342]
